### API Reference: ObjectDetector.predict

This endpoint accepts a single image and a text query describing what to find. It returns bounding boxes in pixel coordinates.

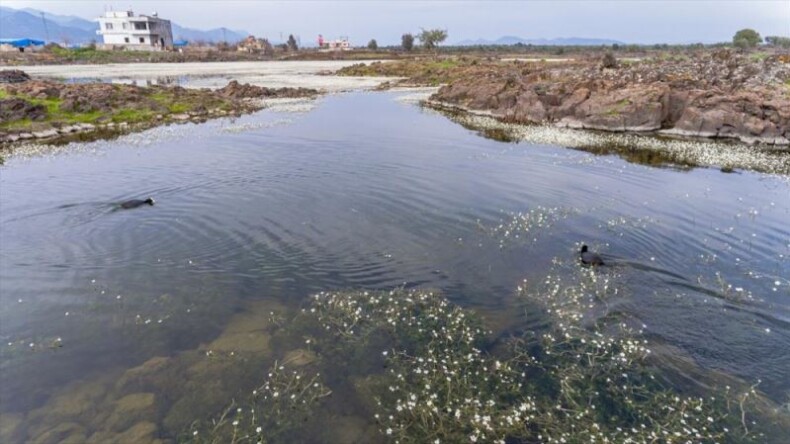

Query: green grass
[749,52,769,62]
[0,118,33,130]
[111,108,155,123]
[167,103,190,113]
[428,59,460,70]
[1,83,239,135]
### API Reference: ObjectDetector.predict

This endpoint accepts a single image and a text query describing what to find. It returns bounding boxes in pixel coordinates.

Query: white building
[320,38,351,52]
[96,10,174,51]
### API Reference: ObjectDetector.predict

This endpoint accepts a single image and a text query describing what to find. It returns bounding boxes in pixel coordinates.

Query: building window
[124,37,130,43]
[139,37,145,43]
[122,23,128,30]
[105,22,113,30]
[134,22,147,30]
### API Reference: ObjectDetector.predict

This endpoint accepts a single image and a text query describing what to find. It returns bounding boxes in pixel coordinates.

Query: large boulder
[0,98,47,121]
[217,80,318,99]
[0,70,31,83]
[561,85,669,132]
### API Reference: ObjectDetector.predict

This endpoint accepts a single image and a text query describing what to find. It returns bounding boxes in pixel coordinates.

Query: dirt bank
[429,51,790,145]
[0,72,318,147]
[9,61,394,92]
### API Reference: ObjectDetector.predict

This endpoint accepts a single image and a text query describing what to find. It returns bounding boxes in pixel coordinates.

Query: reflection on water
[1,92,789,442]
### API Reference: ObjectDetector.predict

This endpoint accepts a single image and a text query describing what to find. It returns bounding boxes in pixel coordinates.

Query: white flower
[386,428,393,435]
[256,426,262,433]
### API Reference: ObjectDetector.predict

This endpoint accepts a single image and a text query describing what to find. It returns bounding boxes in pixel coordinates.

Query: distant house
[0,38,45,52]
[319,37,351,52]
[237,35,266,53]
[96,10,173,51]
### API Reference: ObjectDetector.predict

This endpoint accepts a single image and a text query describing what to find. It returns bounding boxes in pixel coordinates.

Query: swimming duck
[580,244,604,266]
[120,198,155,209]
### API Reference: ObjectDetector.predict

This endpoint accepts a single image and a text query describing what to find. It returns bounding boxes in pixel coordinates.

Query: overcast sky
[4,0,789,45]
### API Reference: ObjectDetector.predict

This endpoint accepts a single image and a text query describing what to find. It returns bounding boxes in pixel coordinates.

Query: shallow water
[1,91,789,441]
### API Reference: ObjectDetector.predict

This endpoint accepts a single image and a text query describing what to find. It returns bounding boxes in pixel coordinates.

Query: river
[1,90,788,442]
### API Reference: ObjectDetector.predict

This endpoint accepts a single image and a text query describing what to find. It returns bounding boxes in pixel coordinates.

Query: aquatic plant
[439,111,790,175]
[490,206,579,247]
[184,361,331,443]
[306,285,764,443]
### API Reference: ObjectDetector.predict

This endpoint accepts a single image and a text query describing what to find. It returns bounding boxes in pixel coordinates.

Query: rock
[4,134,21,143]
[0,69,31,83]
[105,392,158,432]
[114,421,161,444]
[115,356,172,393]
[18,132,34,139]
[171,113,190,121]
[217,80,318,99]
[32,129,59,139]
[78,123,96,131]
[283,348,318,367]
[202,299,286,354]
[566,85,668,132]
[28,378,108,427]
[0,413,24,443]
[0,98,47,122]
[318,415,378,444]
[430,52,790,145]
[58,125,79,134]
[86,421,162,444]
[30,422,86,444]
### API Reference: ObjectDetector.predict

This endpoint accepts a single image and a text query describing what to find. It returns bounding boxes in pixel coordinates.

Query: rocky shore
[429,51,790,145]
[0,71,318,147]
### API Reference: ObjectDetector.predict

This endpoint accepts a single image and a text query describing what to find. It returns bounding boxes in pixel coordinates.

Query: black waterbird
[120,198,155,209]
[580,244,604,266]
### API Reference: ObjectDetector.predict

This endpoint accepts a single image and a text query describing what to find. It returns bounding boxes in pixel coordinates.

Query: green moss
[0,118,33,130]
[63,110,103,123]
[167,103,190,113]
[112,108,155,123]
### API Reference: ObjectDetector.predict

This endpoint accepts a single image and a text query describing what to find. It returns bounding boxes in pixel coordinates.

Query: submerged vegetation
[182,269,782,443]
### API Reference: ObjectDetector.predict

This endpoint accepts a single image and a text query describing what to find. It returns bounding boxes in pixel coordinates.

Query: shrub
[287,34,298,52]
[601,52,618,69]
[401,33,414,51]
[733,29,762,49]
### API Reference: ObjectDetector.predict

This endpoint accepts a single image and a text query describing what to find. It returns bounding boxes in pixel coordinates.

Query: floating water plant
[438,110,790,175]
[490,206,579,247]
[302,286,765,443]
[185,362,331,443]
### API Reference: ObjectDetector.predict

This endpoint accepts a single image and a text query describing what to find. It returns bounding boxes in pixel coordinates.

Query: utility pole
[40,12,50,42]
[222,28,227,44]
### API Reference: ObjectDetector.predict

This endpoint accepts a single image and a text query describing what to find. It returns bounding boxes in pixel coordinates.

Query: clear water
[1,92,788,441]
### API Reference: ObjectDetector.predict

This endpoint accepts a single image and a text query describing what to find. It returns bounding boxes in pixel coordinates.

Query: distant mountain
[455,36,626,46]
[0,7,249,45]
[170,24,248,44]
[0,6,96,44]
